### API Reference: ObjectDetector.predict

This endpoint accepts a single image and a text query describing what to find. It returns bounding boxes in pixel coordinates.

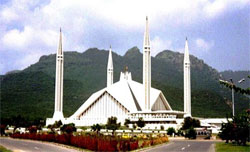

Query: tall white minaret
[53,28,64,120]
[107,45,113,87]
[143,16,151,111]
[184,38,191,117]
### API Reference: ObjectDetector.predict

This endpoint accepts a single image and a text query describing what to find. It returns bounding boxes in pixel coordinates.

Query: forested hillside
[1,47,249,122]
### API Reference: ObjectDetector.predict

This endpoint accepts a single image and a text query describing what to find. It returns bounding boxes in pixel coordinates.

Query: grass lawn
[0,145,12,152]
[216,142,250,152]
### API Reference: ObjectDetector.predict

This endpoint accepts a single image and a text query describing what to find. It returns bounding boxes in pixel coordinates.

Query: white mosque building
[46,17,226,131]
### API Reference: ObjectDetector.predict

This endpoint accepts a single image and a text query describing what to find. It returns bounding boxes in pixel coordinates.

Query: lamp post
[230,79,235,116]
[230,78,245,117]
[219,78,246,117]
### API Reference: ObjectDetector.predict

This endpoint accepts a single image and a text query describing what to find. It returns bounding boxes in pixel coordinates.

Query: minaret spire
[184,38,191,117]
[143,16,151,111]
[53,28,64,120]
[107,45,113,87]
[184,37,190,63]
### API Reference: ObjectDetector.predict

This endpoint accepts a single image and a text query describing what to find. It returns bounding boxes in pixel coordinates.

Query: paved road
[0,137,82,152]
[145,140,215,152]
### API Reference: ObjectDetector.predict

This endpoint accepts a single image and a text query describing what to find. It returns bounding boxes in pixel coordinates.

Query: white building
[46,18,227,132]
[67,68,185,129]
[47,17,185,129]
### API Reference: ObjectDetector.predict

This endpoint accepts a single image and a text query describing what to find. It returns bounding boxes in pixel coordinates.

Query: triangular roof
[70,78,173,119]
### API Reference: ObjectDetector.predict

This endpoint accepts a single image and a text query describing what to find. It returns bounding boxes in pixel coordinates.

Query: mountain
[1,47,249,121]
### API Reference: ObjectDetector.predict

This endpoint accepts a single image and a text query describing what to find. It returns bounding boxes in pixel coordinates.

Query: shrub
[167,127,176,136]
[151,138,162,145]
[185,127,196,139]
[136,117,145,129]
[60,123,76,134]
[106,117,121,134]
[10,133,168,151]
[91,124,103,134]
[119,140,130,151]
[124,119,131,128]
[28,126,37,133]
[182,117,200,130]
[129,140,139,150]
[141,140,151,148]
[176,129,184,136]
[0,125,6,135]
[218,111,249,145]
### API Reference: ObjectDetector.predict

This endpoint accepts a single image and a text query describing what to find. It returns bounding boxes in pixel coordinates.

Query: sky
[0,0,249,74]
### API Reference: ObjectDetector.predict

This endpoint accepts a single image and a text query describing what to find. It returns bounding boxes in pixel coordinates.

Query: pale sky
[0,0,249,74]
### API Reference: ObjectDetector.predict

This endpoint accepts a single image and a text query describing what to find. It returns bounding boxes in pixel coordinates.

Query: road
[0,137,82,152]
[145,140,215,152]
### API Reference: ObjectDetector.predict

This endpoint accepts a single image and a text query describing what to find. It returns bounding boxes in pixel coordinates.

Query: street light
[229,78,245,117]
[238,78,245,83]
[230,79,235,116]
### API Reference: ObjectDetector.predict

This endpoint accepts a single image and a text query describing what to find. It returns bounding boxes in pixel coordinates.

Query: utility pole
[230,79,235,116]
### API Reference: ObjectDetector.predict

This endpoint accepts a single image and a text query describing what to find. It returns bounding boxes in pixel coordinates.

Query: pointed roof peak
[184,38,190,63]
[107,45,113,69]
[186,37,187,41]
[110,45,112,49]
[57,28,63,55]
[144,16,150,47]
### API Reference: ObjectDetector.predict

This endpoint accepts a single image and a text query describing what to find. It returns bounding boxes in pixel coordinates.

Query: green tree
[185,127,196,139]
[48,120,62,133]
[181,117,200,130]
[60,123,76,134]
[167,127,176,136]
[53,120,62,128]
[106,116,121,135]
[218,119,234,143]
[91,123,103,135]
[11,115,28,130]
[219,110,249,145]
[0,125,6,135]
[136,117,145,129]
[181,117,200,139]
[32,118,45,130]
[176,129,184,136]
[124,119,131,128]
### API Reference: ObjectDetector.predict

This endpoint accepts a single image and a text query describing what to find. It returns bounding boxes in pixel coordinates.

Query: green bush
[60,123,76,134]
[185,127,196,139]
[167,127,176,136]
[182,117,200,130]
[218,111,249,145]
[106,117,121,131]
[91,124,103,134]
[136,117,145,129]
[176,129,184,136]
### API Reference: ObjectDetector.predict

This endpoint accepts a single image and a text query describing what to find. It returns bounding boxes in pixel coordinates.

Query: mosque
[46,17,225,130]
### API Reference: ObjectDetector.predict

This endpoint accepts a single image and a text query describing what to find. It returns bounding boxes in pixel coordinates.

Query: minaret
[143,16,151,111]
[53,28,64,120]
[107,45,113,87]
[184,38,191,117]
